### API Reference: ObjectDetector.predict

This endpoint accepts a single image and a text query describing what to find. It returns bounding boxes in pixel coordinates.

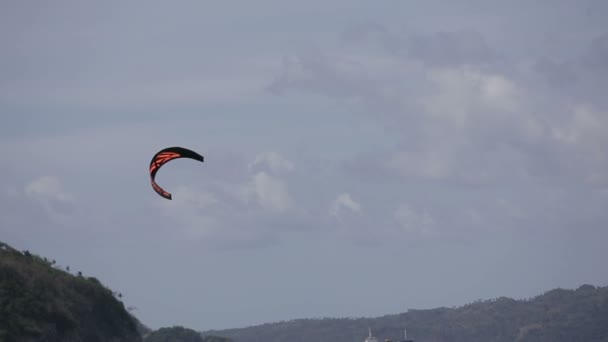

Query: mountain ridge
[201,284,608,342]
[3,240,607,341]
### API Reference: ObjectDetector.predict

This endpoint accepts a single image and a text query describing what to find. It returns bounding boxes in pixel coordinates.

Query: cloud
[393,203,438,238]
[340,25,500,67]
[249,151,295,174]
[246,171,293,212]
[422,67,521,125]
[25,176,73,201]
[244,152,295,212]
[372,65,531,185]
[269,27,608,191]
[157,186,225,240]
[552,105,608,146]
[329,192,361,220]
[0,118,306,249]
[0,175,80,237]
[24,176,76,222]
[267,49,378,100]
[156,182,283,249]
[263,24,608,251]
[550,104,608,185]
[153,152,300,249]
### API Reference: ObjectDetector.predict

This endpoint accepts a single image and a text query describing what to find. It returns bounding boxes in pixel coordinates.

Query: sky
[2,0,608,332]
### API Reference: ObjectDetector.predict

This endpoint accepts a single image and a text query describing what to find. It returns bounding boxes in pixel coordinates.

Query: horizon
[2,0,608,331]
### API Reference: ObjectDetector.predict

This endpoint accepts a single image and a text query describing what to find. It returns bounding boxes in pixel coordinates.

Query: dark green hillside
[203,284,608,342]
[143,325,232,342]
[143,326,203,342]
[0,241,141,342]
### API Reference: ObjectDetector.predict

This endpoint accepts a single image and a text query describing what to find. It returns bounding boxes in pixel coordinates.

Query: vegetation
[203,284,608,342]
[0,241,141,342]
[143,326,232,342]
[201,336,233,342]
[144,326,203,342]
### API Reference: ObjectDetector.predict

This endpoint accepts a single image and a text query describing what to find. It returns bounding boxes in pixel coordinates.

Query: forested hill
[0,240,143,342]
[202,284,608,342]
[143,326,232,342]
[3,239,607,342]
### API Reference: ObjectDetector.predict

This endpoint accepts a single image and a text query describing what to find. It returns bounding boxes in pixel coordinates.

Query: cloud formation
[330,192,361,220]
[151,152,302,249]
[393,203,437,238]
[249,151,295,174]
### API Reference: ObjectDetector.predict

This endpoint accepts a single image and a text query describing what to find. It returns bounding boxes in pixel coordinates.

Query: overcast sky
[2,0,608,332]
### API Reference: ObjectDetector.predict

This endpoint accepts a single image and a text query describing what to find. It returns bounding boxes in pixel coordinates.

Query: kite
[149,146,204,200]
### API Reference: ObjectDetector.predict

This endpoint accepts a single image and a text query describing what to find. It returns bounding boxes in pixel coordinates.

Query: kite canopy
[149,146,204,200]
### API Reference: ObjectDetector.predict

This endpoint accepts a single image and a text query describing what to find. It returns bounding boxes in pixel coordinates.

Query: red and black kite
[149,147,204,200]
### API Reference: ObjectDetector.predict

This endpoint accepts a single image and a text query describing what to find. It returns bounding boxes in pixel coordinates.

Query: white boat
[363,327,413,342]
[364,328,378,342]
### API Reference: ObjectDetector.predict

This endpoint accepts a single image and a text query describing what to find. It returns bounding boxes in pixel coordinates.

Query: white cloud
[246,171,293,212]
[552,105,608,146]
[249,151,295,174]
[156,184,260,244]
[155,157,296,245]
[24,176,76,223]
[268,35,536,187]
[25,176,72,201]
[480,73,519,110]
[422,67,520,127]
[241,152,296,212]
[550,104,608,185]
[330,192,361,220]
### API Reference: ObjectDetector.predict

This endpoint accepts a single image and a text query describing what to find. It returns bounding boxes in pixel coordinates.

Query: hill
[0,241,142,342]
[202,284,608,342]
[3,239,607,341]
[143,326,231,342]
